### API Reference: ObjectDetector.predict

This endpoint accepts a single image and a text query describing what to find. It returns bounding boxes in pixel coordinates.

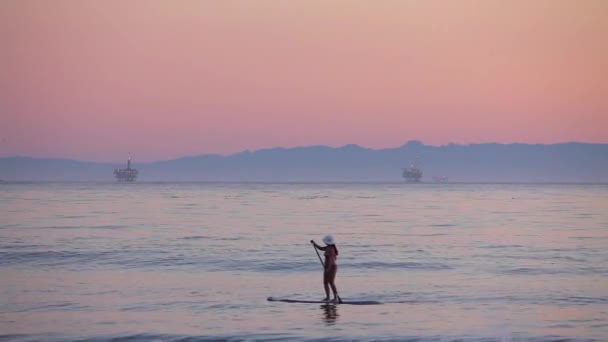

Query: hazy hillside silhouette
[1,141,607,182]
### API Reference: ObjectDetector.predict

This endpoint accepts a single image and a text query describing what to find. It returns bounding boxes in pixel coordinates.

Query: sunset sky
[1,0,607,162]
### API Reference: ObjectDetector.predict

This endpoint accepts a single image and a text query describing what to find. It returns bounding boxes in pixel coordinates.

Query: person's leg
[323,270,330,301]
[329,267,338,301]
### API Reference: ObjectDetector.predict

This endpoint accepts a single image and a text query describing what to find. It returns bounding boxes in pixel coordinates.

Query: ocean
[1,182,607,341]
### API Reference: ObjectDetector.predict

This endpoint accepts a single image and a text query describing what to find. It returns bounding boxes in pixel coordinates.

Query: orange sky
[1,0,607,162]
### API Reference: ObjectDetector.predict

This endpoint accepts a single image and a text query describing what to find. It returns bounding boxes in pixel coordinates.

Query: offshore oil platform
[402,155,423,182]
[114,155,138,182]
[402,165,423,182]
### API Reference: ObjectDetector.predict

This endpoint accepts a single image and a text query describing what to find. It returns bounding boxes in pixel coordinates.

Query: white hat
[322,235,336,245]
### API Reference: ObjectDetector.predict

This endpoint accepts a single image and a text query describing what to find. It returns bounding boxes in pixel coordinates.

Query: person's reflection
[320,304,339,325]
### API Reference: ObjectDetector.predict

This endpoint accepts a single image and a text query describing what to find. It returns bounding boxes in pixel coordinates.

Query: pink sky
[1,0,607,162]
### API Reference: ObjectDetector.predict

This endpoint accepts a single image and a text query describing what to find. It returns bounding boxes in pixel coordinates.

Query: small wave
[81,290,120,296]
[346,261,452,270]
[480,244,525,249]
[556,296,608,305]
[30,225,126,230]
[0,244,45,250]
[501,267,561,275]
[55,215,89,219]
[429,224,457,227]
[223,195,244,199]
[205,303,257,310]
[570,236,608,240]
[118,301,200,312]
[0,224,22,229]
[476,253,587,263]
[119,257,197,268]
[547,323,577,329]
[554,255,587,262]
[6,301,91,313]
[43,226,82,229]
[171,235,241,241]
[296,195,329,200]
[501,266,607,276]
[220,260,317,272]
[180,236,209,240]
[0,250,110,267]
[91,225,125,230]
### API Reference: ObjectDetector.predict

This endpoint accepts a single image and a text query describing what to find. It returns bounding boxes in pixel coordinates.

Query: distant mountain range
[1,141,607,182]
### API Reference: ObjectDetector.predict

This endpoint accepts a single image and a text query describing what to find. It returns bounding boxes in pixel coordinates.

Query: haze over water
[1,182,607,341]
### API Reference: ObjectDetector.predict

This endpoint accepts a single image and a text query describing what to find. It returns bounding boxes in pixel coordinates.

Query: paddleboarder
[311,235,340,303]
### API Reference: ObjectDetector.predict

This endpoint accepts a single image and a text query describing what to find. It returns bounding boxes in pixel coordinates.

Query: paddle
[311,242,343,304]
[313,243,325,268]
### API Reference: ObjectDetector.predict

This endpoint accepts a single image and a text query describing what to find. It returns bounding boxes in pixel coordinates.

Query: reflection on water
[320,304,339,325]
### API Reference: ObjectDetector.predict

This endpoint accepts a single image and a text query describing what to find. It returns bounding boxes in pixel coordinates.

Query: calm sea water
[1,182,607,341]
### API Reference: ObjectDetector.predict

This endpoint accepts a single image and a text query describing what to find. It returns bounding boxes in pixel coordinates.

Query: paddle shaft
[313,245,325,268]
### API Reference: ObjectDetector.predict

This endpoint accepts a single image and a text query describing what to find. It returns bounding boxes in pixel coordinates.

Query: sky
[1,0,607,162]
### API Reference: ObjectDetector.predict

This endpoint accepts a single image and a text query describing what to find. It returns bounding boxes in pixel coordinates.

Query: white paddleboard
[267,297,382,305]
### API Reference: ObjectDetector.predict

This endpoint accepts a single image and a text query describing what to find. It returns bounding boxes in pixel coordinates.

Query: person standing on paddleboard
[311,235,340,303]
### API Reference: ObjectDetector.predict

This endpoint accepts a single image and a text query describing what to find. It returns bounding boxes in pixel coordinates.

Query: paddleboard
[267,297,382,305]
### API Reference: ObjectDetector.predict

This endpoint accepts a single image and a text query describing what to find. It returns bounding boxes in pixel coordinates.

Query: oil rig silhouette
[114,155,138,182]
[402,156,423,182]
[402,165,422,182]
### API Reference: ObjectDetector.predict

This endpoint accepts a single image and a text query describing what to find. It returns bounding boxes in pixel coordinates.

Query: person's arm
[310,240,327,250]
